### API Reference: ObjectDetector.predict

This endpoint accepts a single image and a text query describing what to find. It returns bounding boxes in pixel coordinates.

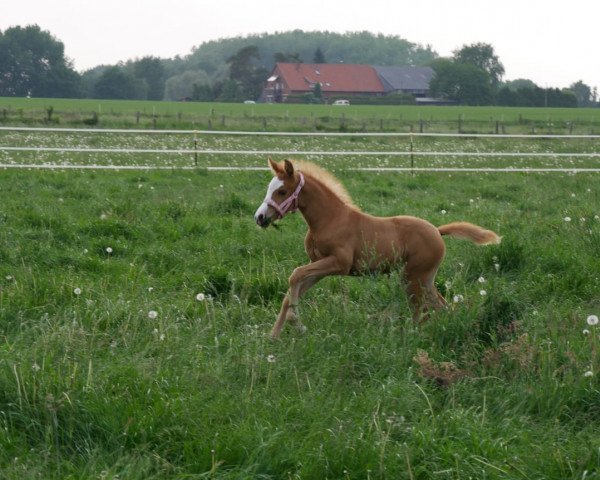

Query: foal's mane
[295,161,359,210]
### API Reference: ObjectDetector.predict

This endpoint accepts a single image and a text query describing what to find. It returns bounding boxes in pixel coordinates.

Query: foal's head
[254,159,304,228]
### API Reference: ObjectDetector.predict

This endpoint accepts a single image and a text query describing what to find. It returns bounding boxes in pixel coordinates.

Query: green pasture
[2,97,600,134]
[0,163,599,478]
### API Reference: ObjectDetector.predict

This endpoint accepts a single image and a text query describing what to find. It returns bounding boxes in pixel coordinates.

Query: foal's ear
[268,157,282,175]
[284,159,294,177]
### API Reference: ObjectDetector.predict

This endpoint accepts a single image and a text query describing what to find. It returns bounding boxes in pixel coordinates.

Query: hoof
[296,324,308,334]
[269,332,281,341]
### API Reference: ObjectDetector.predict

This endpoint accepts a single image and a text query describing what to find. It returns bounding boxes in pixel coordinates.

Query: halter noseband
[266,173,305,219]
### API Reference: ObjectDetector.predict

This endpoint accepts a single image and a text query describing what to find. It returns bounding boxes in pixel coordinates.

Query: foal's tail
[438,222,501,245]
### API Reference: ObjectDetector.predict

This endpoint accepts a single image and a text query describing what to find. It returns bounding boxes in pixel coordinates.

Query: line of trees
[429,42,592,107]
[1,25,598,108]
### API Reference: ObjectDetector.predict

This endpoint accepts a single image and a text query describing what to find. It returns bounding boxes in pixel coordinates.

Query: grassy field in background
[0,165,599,478]
[2,97,600,134]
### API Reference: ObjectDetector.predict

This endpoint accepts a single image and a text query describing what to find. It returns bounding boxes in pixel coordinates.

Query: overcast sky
[2,0,598,89]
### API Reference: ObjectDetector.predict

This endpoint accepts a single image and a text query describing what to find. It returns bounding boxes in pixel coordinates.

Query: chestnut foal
[254,159,500,339]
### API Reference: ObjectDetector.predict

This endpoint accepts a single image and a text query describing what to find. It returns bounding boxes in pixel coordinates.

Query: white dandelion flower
[441,209,447,215]
[478,276,486,283]
[73,287,82,295]
[494,263,500,272]
[32,363,41,372]
[564,216,571,222]
[196,293,206,302]
[148,310,158,319]
[479,290,487,296]
[452,294,464,303]
[266,354,276,363]
[148,287,154,292]
[583,329,590,335]
[584,371,593,378]
[587,315,599,326]
[106,247,113,254]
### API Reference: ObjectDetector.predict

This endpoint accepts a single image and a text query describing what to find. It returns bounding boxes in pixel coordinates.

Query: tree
[227,46,260,82]
[274,52,303,63]
[503,78,538,91]
[133,56,166,100]
[429,59,493,105]
[313,47,326,63]
[192,83,215,102]
[0,25,81,97]
[453,42,504,88]
[227,45,268,101]
[217,79,242,102]
[163,70,211,101]
[307,82,323,104]
[568,80,593,107]
[497,85,577,107]
[93,66,147,99]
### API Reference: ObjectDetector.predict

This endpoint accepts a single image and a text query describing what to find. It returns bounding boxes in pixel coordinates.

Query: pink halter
[266,173,305,219]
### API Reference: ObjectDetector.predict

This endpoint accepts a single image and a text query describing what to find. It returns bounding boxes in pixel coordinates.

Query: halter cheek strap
[266,173,305,219]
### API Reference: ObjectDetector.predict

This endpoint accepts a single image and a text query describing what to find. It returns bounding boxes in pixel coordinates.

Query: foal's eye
[277,189,287,196]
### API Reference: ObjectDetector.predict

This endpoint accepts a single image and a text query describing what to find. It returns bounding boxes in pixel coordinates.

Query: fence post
[410,134,415,176]
[193,131,199,166]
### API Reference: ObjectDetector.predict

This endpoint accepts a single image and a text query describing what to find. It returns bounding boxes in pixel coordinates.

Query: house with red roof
[261,63,386,103]
[260,63,434,103]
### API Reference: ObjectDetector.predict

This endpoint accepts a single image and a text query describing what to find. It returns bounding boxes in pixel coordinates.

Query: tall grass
[0,167,599,478]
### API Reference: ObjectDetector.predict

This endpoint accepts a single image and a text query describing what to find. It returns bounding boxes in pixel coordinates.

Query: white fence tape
[1,126,599,173]
[1,126,600,139]
[2,146,600,158]
[1,164,599,173]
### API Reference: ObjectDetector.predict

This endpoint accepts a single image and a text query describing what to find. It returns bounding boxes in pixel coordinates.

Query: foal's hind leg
[405,256,446,322]
[406,278,446,322]
[406,279,426,322]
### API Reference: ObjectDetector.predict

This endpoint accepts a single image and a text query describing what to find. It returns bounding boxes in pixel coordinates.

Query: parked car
[332,99,350,106]
[243,100,256,104]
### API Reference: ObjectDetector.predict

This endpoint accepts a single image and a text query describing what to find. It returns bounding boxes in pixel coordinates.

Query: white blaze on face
[254,176,284,221]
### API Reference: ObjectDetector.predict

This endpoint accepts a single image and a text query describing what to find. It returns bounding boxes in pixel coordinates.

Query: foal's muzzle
[255,212,271,228]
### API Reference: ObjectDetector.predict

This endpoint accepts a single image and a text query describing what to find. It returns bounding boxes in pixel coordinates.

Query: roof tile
[276,63,386,93]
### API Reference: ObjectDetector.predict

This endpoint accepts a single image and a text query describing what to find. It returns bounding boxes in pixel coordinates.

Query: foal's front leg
[270,255,349,339]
